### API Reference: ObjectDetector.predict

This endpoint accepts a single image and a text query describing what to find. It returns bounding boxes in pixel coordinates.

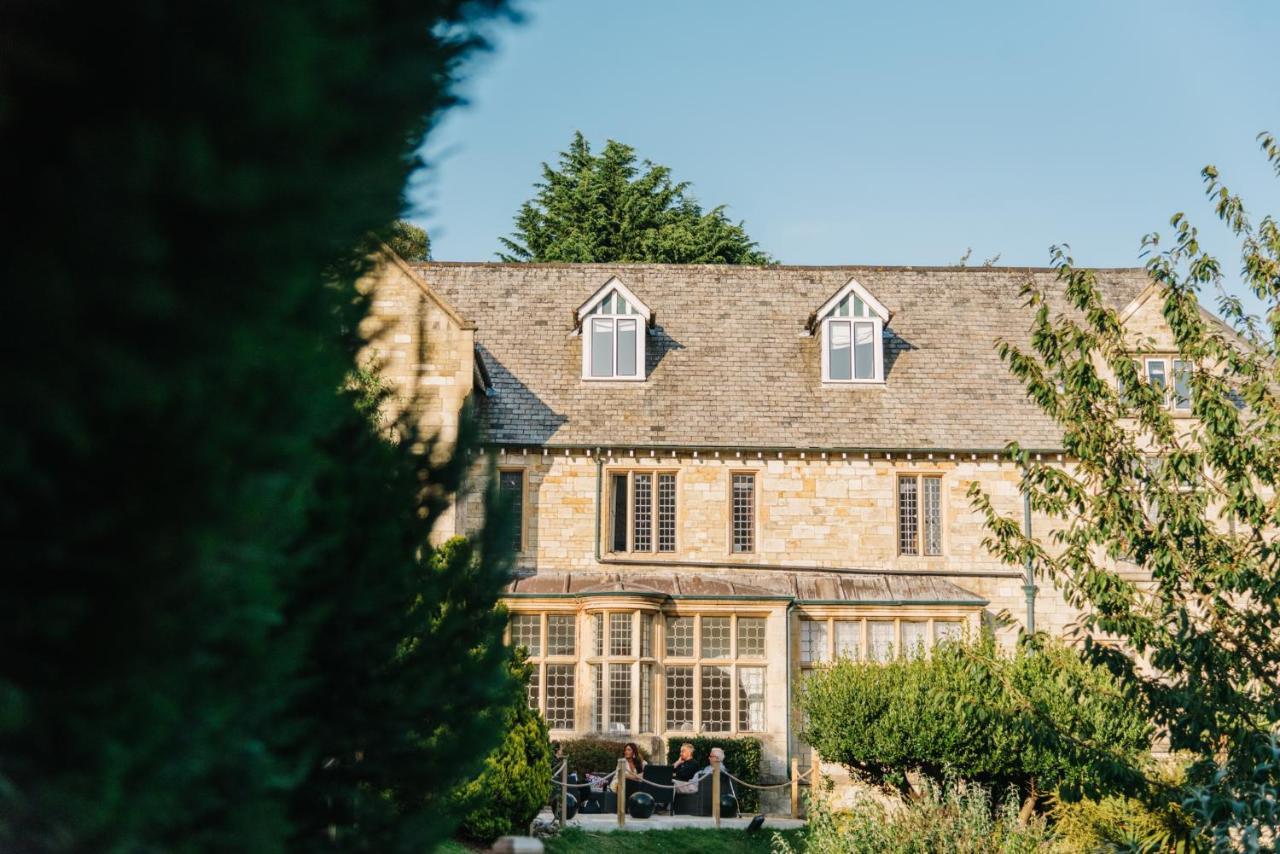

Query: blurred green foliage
[0,0,513,850]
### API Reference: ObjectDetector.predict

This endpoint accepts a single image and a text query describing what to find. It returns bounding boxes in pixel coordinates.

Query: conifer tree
[500,131,772,264]
[0,1,512,849]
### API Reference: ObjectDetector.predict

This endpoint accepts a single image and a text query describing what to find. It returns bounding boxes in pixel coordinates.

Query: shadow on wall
[883,330,916,380]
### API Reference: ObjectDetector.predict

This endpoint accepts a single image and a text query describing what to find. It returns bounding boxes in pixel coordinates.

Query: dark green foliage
[799,636,1150,809]
[665,735,764,813]
[971,134,1280,844]
[384,219,432,262]
[559,737,647,777]
[452,652,553,844]
[499,131,773,264]
[539,827,805,854]
[0,0,510,850]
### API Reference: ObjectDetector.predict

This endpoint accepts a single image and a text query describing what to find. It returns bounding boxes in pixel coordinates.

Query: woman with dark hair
[610,742,646,791]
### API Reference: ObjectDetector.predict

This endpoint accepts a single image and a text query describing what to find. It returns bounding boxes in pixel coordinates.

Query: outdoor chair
[640,764,673,812]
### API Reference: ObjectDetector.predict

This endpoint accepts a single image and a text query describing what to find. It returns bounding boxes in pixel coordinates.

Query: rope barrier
[721,770,797,791]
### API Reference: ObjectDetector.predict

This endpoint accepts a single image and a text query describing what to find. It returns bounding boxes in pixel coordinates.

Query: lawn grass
[543,827,805,853]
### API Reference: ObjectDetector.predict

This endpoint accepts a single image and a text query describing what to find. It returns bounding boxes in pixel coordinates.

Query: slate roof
[418,262,1151,451]
[505,570,988,606]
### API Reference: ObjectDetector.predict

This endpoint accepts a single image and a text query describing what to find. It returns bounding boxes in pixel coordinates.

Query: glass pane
[616,318,638,377]
[665,665,694,730]
[510,614,540,656]
[737,617,766,657]
[592,664,603,730]
[499,470,523,552]
[701,665,732,733]
[732,474,755,553]
[546,664,575,729]
[640,613,653,658]
[854,322,875,379]
[632,473,652,551]
[800,620,829,664]
[853,295,866,317]
[1147,359,1167,402]
[829,320,852,380]
[935,620,963,643]
[738,667,766,732]
[608,663,631,733]
[547,615,575,656]
[666,617,694,657]
[593,613,603,657]
[639,662,652,732]
[611,474,627,552]
[657,474,677,552]
[834,621,861,660]
[923,477,942,556]
[609,612,633,657]
[526,666,540,712]
[898,477,919,555]
[701,616,731,658]
[902,621,928,658]
[869,621,895,662]
[591,318,614,377]
[1173,360,1192,410]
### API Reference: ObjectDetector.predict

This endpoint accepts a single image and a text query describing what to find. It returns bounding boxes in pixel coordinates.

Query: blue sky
[412,0,1279,314]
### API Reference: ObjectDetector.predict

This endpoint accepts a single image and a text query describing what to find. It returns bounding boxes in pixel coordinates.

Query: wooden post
[616,758,627,828]
[559,761,568,829]
[711,762,721,828]
[790,757,800,819]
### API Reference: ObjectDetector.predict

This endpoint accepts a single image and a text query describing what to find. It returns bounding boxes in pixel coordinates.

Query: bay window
[506,612,576,730]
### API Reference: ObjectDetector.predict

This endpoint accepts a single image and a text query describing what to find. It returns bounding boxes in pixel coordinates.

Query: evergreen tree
[386,219,432,261]
[499,131,772,264]
[0,0,512,850]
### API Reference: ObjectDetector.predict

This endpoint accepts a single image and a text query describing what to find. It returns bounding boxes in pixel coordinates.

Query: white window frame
[814,278,890,385]
[576,277,651,382]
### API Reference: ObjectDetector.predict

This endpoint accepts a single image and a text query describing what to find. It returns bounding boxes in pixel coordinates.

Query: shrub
[452,653,553,843]
[799,635,1151,812]
[772,780,1051,854]
[666,735,764,813]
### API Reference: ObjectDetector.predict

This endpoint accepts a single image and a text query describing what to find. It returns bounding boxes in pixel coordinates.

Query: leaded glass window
[902,621,928,658]
[547,615,575,656]
[608,663,631,733]
[499,470,524,552]
[869,621,895,662]
[800,619,829,664]
[732,474,755,553]
[592,664,603,730]
[545,665,575,729]
[525,667,539,711]
[632,474,652,551]
[900,475,943,556]
[510,614,540,655]
[701,617,731,659]
[640,613,653,658]
[609,612,633,657]
[701,665,732,732]
[834,620,861,660]
[665,666,694,730]
[738,667,765,732]
[737,617,766,658]
[639,663,652,732]
[935,620,963,643]
[667,617,694,657]
[657,473,677,551]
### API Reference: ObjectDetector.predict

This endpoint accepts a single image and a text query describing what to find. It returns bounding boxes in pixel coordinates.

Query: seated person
[672,742,700,794]
[702,746,737,801]
[609,742,646,792]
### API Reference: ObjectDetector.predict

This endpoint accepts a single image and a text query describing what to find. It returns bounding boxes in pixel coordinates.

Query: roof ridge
[412,260,1148,274]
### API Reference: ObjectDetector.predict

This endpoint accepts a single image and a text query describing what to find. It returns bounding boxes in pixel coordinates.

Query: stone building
[360,250,1188,797]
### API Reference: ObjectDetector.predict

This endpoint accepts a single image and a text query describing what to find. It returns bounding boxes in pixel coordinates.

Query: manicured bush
[666,735,763,813]
[559,737,650,779]
[452,653,553,843]
[799,634,1151,812]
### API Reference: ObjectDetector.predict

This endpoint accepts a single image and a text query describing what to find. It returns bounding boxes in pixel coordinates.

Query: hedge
[666,735,763,813]
[558,737,650,778]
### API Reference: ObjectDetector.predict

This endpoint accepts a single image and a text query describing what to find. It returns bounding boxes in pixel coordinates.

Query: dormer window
[576,277,653,381]
[812,278,890,384]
